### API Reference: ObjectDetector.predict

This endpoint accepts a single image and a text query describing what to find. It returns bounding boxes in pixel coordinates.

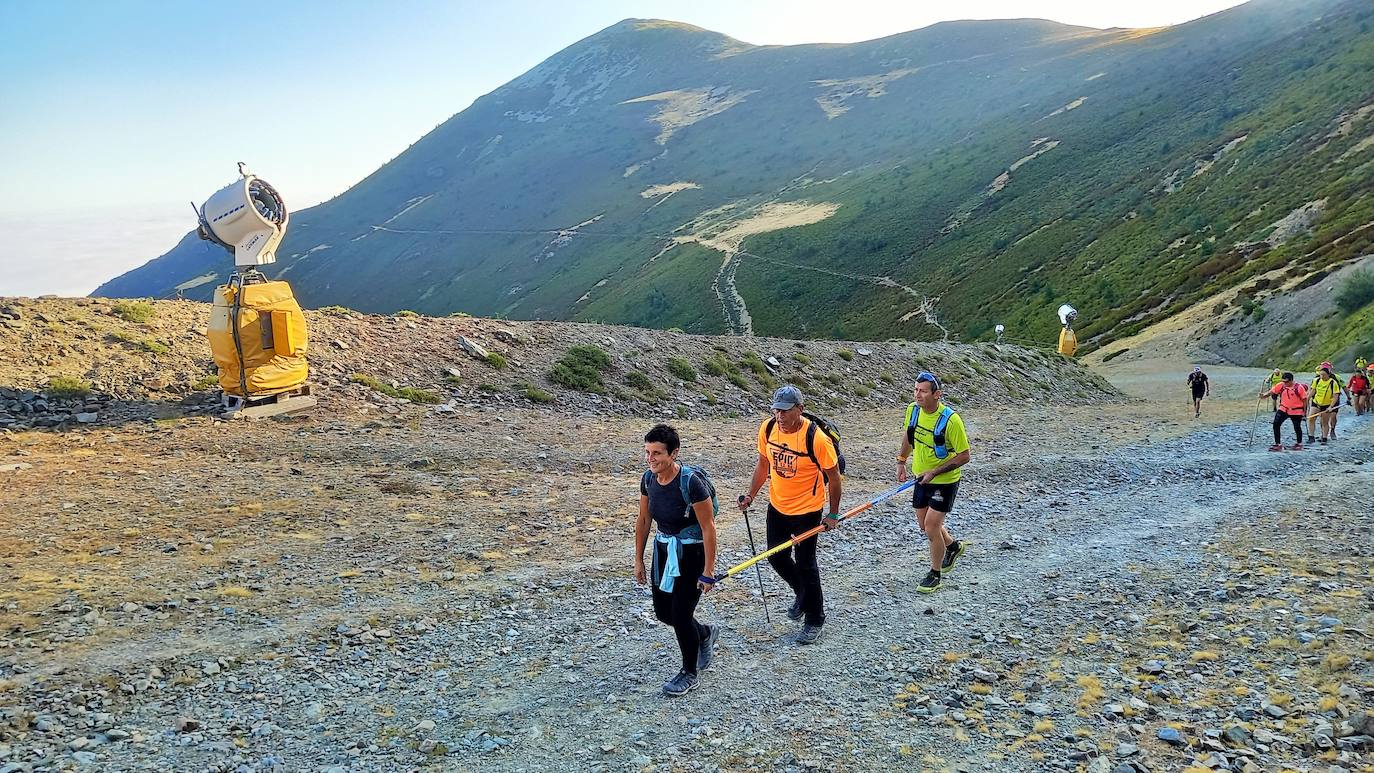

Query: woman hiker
[633,424,720,696]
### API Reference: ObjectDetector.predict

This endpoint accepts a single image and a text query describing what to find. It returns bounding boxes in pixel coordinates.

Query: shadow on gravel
[0,385,228,432]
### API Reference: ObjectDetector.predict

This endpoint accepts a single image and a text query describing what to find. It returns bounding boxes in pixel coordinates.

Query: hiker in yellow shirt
[896,372,971,594]
[1308,362,1350,444]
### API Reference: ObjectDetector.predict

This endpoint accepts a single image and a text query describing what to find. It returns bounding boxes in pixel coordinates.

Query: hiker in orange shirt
[1262,372,1308,451]
[737,386,841,645]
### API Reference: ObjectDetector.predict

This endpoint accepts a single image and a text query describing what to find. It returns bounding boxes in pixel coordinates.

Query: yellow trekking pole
[707,480,916,584]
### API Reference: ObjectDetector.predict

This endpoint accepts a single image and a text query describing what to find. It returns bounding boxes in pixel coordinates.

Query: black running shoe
[696,625,719,672]
[941,540,966,575]
[662,669,699,697]
[918,569,942,594]
[786,597,804,621]
[797,623,824,645]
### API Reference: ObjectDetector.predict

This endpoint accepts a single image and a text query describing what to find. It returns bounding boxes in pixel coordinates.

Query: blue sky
[0,0,1246,296]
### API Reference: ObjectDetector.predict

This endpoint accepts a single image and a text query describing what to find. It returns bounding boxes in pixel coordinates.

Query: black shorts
[912,481,960,513]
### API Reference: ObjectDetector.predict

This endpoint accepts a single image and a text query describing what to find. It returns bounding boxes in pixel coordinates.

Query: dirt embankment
[0,296,1118,431]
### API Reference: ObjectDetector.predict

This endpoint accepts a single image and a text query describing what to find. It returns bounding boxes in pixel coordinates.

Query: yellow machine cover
[1058,327,1079,357]
[208,281,309,396]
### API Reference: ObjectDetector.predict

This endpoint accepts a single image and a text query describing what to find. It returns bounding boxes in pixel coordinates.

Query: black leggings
[651,540,709,674]
[1273,411,1303,444]
[766,506,825,626]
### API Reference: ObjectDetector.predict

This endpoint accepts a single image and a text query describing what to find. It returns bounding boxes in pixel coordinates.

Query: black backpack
[765,413,847,475]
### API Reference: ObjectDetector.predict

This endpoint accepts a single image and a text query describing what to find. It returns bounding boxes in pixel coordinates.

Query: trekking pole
[711,480,916,584]
[1247,395,1263,448]
[736,496,772,626]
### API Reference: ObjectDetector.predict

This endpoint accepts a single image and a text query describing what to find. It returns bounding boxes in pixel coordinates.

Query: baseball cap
[770,385,804,410]
[1193,366,1201,372]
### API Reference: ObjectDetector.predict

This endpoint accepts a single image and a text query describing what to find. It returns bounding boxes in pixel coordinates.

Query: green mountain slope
[97,0,1374,353]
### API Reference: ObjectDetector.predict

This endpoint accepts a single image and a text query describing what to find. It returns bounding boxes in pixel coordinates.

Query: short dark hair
[1282,371,1294,382]
[644,423,680,454]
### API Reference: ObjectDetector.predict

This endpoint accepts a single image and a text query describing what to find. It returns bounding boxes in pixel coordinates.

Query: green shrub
[318,305,352,315]
[855,385,871,397]
[1102,349,1128,363]
[625,370,655,392]
[675,405,689,419]
[879,372,895,384]
[704,391,717,405]
[192,373,220,391]
[549,344,611,392]
[448,311,472,318]
[348,373,441,403]
[47,376,92,399]
[484,352,508,370]
[727,372,750,390]
[444,374,463,386]
[112,301,155,323]
[478,383,503,393]
[140,339,169,354]
[666,327,685,334]
[739,353,768,376]
[703,356,730,377]
[792,353,812,365]
[394,309,419,318]
[666,356,697,382]
[1335,270,1374,314]
[837,349,854,362]
[521,383,554,403]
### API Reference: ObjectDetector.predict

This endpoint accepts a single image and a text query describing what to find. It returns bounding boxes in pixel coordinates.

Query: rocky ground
[0,300,1371,773]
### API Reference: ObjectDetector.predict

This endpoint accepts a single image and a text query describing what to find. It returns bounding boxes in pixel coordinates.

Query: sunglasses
[916,371,942,391]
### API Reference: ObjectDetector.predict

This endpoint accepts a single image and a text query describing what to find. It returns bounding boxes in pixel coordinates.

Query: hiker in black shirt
[633,424,719,697]
[1187,366,1210,418]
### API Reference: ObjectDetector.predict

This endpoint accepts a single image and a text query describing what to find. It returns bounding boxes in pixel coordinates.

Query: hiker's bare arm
[634,495,650,584]
[694,500,717,588]
[821,465,842,530]
[897,435,913,482]
[740,454,770,510]
[918,449,971,484]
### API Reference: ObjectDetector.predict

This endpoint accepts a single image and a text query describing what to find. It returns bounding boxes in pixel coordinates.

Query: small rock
[1025,703,1052,716]
[174,717,200,733]
[72,751,97,765]
[1140,660,1166,675]
[1263,704,1288,719]
[414,719,436,734]
[1157,727,1184,746]
[1115,743,1138,756]
[75,412,99,423]
[458,336,489,360]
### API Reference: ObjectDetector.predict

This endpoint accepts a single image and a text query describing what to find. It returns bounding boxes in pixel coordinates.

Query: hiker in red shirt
[1351,369,1371,416]
[1262,371,1308,451]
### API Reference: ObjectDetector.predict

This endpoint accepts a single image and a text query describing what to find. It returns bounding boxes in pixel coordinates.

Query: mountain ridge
[97,0,1374,363]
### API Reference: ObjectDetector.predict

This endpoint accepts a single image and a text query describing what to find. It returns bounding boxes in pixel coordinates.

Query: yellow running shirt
[902,402,971,484]
[1312,375,1343,405]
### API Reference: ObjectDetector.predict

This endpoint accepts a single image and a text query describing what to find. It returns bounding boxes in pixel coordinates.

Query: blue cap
[770,385,803,410]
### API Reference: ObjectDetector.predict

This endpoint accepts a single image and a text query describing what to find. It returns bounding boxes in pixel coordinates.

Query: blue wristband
[698,575,717,584]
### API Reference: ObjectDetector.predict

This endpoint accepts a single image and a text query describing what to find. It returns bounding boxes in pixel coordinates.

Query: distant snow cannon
[194,163,316,418]
[1056,304,1078,357]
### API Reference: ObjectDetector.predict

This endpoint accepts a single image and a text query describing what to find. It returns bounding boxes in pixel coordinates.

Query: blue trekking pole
[736,495,773,626]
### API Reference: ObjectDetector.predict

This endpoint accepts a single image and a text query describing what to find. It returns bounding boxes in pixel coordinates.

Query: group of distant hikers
[632,375,970,696]
[1187,357,1373,451]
